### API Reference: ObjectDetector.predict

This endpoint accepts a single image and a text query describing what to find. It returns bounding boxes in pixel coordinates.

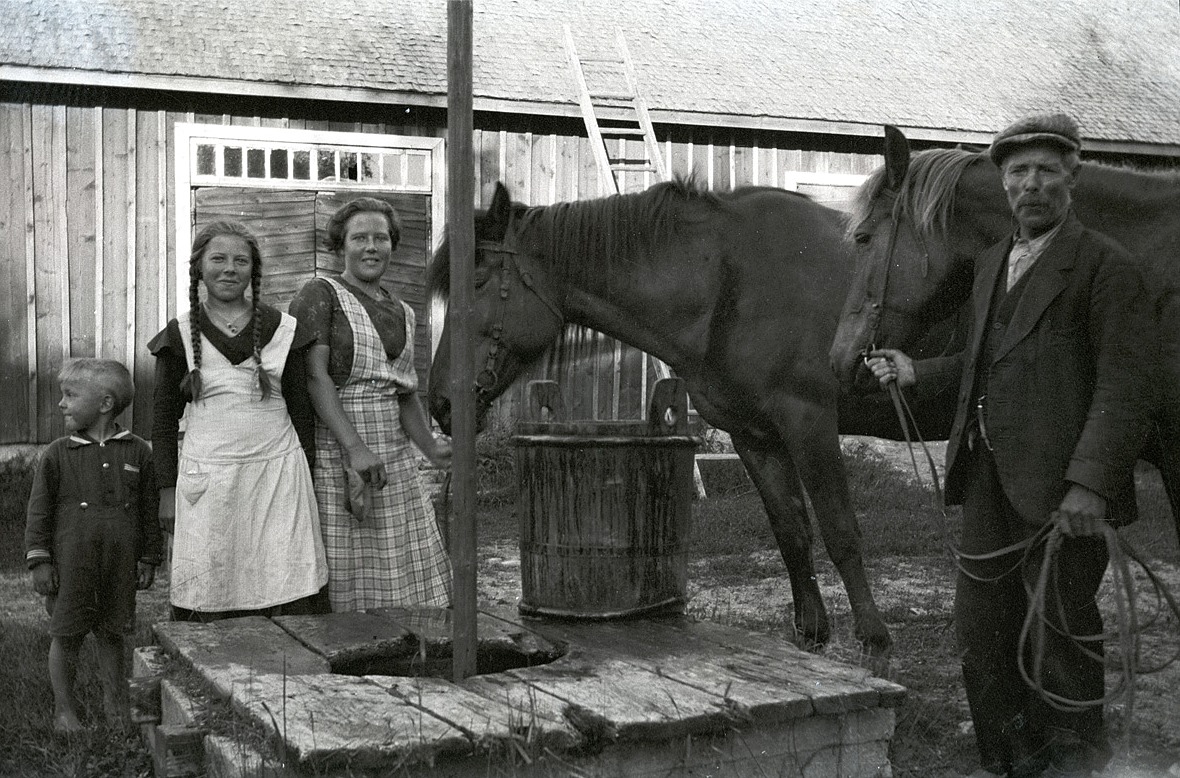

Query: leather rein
[472,222,563,410]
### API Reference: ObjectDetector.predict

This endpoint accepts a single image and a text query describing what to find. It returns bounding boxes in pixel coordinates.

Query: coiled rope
[883,380,1180,724]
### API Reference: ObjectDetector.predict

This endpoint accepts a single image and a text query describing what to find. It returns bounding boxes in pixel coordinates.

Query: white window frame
[174,123,446,347]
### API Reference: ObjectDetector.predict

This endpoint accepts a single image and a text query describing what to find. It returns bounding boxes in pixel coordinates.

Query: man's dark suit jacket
[919,213,1155,526]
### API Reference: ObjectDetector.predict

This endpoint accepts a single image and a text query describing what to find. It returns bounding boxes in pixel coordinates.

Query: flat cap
[989,113,1081,165]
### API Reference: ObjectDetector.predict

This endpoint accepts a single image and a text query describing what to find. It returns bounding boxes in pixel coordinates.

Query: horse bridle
[472,218,564,410]
[858,190,930,363]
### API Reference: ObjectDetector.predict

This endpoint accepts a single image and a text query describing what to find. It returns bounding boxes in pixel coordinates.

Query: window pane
[340,151,358,181]
[407,153,426,186]
[224,146,242,177]
[317,149,335,180]
[196,144,215,176]
[359,153,378,182]
[381,153,403,185]
[270,149,289,179]
[246,148,265,178]
[293,150,310,179]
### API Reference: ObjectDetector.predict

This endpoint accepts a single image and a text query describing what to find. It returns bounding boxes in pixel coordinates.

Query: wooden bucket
[513,378,698,619]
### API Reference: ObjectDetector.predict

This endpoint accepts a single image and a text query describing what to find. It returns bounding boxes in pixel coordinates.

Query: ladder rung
[609,164,658,172]
[609,156,656,165]
[580,56,624,64]
[599,127,646,136]
[589,91,634,101]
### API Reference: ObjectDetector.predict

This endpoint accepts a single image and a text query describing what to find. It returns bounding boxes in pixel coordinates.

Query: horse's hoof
[793,620,831,653]
[857,629,893,660]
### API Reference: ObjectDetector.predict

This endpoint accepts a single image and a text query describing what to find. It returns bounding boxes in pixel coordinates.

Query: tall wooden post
[447,0,478,682]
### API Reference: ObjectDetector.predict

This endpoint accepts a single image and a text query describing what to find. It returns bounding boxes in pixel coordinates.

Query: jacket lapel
[969,239,1008,363]
[992,214,1082,363]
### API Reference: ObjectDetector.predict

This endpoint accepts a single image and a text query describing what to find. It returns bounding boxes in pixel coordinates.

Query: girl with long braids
[149,221,328,621]
[289,198,451,611]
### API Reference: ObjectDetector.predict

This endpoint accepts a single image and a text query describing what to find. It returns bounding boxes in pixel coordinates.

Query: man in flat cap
[867,114,1156,776]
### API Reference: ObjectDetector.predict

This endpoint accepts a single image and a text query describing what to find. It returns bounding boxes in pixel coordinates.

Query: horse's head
[427,183,566,434]
[830,126,982,392]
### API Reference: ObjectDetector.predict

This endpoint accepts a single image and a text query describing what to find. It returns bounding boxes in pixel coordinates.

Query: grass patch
[0,569,170,777]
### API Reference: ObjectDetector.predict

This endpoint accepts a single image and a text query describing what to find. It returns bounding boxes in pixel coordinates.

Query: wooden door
[192,188,432,390]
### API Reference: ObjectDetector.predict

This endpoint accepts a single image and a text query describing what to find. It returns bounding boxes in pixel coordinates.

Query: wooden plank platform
[149,608,904,777]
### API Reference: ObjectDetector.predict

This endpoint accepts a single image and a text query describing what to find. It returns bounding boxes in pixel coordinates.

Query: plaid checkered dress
[313,278,451,611]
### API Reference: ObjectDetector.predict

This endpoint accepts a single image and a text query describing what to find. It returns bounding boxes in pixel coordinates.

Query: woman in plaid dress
[289,198,452,611]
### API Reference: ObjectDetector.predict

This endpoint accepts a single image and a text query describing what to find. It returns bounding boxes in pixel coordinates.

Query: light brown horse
[830,125,1180,532]
[428,179,901,655]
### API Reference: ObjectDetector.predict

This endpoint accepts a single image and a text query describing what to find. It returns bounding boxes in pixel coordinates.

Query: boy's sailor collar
[67,426,132,448]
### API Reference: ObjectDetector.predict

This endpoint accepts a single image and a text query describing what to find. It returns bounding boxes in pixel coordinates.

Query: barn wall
[0,82,886,443]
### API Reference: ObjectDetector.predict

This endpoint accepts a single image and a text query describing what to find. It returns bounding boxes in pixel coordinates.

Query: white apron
[171,310,328,612]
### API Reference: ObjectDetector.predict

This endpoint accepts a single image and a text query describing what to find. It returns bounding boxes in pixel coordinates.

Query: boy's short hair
[58,358,135,416]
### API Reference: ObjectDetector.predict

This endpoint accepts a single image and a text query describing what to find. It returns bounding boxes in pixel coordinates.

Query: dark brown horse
[830,125,1180,529]
[428,179,903,655]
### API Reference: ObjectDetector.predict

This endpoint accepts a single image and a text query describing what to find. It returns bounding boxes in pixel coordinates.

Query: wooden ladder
[563,24,668,194]
[564,25,706,498]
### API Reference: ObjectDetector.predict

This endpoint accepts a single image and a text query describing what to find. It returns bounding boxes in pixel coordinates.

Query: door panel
[193,188,432,390]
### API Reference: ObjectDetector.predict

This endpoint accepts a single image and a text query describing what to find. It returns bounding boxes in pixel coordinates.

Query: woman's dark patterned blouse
[286,276,409,388]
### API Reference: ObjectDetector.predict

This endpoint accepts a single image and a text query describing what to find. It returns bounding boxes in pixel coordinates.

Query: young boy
[24,358,163,732]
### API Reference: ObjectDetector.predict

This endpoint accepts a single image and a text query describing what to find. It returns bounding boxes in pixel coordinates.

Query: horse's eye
[854,232,872,246]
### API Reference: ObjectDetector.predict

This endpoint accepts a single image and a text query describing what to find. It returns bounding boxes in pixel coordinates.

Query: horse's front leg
[731,432,830,649]
[777,396,892,660]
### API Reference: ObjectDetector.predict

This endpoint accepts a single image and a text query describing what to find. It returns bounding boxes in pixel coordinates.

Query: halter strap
[471,217,564,409]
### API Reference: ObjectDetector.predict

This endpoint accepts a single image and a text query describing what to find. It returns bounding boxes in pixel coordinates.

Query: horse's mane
[847,148,1180,245]
[846,148,984,243]
[429,176,734,299]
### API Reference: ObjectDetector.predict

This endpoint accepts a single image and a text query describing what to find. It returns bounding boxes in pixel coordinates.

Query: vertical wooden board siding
[471,129,483,207]
[669,137,693,181]
[165,112,184,318]
[531,133,556,205]
[827,151,855,175]
[477,129,501,206]
[778,148,804,187]
[624,138,646,194]
[195,188,317,311]
[557,135,578,203]
[100,109,131,371]
[31,105,68,440]
[578,135,600,200]
[132,111,163,435]
[853,152,882,175]
[504,131,531,204]
[66,106,97,359]
[0,103,32,442]
[691,140,711,189]
[732,143,754,187]
[156,112,168,331]
[755,146,777,188]
[711,137,730,190]
[123,110,138,427]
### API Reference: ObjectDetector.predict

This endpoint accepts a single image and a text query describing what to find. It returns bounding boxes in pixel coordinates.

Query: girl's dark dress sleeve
[148,320,188,490]
[285,316,318,470]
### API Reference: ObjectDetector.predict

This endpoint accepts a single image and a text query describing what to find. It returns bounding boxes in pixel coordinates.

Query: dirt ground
[476,437,1180,778]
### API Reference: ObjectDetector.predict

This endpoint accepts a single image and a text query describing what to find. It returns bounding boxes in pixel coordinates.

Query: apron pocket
[178,471,210,506]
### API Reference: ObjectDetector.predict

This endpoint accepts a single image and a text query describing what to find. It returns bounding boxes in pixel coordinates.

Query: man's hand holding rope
[1052,483,1108,537]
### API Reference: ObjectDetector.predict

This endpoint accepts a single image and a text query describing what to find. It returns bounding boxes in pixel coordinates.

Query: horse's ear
[883,125,910,190]
[486,182,512,241]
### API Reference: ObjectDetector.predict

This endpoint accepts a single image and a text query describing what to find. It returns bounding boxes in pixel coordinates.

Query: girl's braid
[180,259,204,401]
[251,269,273,399]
